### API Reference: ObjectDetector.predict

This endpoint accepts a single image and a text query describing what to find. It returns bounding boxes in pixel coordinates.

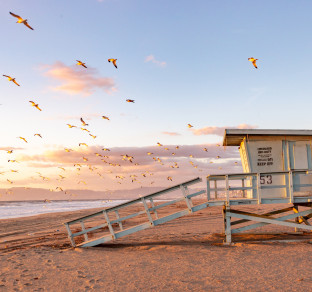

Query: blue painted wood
[228,210,312,231]
[231,208,312,234]
[307,144,312,169]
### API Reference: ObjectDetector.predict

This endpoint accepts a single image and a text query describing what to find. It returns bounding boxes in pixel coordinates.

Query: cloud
[191,124,258,136]
[0,147,24,151]
[44,113,102,121]
[144,55,166,67]
[7,143,243,192]
[16,144,240,169]
[162,131,181,136]
[42,61,117,96]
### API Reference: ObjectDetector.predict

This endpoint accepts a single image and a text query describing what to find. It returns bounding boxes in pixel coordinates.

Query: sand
[1,201,312,291]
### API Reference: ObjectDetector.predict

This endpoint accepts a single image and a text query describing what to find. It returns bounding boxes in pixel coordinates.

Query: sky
[1,0,312,194]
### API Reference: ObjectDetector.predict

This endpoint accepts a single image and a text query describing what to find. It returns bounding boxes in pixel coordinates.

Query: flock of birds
[1,11,248,197]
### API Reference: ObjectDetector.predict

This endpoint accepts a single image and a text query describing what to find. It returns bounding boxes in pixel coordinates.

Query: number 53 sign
[260,175,272,184]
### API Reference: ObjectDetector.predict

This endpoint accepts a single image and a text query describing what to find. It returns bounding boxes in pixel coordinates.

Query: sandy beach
[1,201,312,291]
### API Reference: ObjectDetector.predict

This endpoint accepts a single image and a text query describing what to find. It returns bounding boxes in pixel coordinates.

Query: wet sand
[1,201,312,291]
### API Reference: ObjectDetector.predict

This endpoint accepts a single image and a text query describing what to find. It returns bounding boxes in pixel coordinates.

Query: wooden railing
[207,169,312,203]
[64,177,206,247]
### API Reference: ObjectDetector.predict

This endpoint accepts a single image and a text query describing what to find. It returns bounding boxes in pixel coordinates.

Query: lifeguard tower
[207,129,312,243]
[64,129,312,247]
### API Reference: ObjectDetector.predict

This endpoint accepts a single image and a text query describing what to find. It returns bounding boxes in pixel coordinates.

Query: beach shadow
[92,232,312,249]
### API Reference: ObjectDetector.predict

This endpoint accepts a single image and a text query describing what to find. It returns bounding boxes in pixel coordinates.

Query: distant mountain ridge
[0,186,205,201]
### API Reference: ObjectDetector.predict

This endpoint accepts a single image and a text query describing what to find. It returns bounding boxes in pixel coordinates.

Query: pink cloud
[44,113,102,121]
[10,144,242,191]
[42,61,116,96]
[162,131,181,136]
[191,124,258,136]
[145,55,166,67]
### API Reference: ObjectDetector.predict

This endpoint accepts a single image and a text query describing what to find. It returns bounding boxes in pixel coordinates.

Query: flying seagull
[3,75,20,86]
[126,99,135,103]
[67,124,76,128]
[9,12,34,30]
[17,136,28,143]
[29,101,42,111]
[248,57,258,69]
[76,60,87,68]
[108,59,117,68]
[80,117,88,126]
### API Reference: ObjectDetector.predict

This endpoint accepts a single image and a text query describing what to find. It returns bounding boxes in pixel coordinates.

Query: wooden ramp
[64,177,207,247]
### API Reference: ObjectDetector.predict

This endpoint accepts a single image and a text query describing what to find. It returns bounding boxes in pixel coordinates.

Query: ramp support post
[224,205,232,244]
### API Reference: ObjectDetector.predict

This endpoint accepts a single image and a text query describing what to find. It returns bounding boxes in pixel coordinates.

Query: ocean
[0,200,127,220]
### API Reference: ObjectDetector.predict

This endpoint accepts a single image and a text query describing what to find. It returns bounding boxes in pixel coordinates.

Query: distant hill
[0,186,206,201]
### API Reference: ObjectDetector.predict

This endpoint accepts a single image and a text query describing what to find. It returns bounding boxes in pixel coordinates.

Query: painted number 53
[260,175,272,184]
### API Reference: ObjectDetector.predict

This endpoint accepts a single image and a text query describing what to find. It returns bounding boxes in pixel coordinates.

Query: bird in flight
[126,99,135,103]
[6,150,13,154]
[17,136,28,143]
[80,127,90,132]
[248,57,258,69]
[102,116,110,120]
[108,59,118,68]
[67,124,76,128]
[80,118,88,126]
[203,148,208,152]
[9,12,34,30]
[64,148,73,152]
[3,75,20,86]
[89,134,97,139]
[34,133,42,138]
[157,142,163,147]
[167,176,173,181]
[187,124,193,128]
[29,101,42,111]
[76,60,87,68]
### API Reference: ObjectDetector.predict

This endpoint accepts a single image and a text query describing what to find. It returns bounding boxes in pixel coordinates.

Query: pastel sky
[1,0,311,193]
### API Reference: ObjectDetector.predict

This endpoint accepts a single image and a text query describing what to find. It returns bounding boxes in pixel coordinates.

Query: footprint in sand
[24,283,32,287]
[77,271,86,279]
